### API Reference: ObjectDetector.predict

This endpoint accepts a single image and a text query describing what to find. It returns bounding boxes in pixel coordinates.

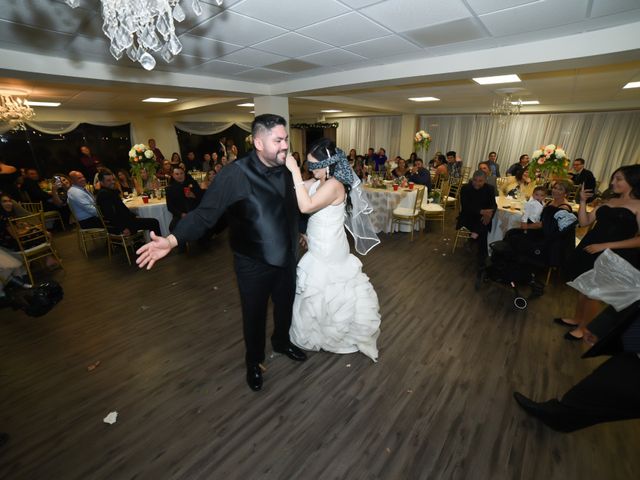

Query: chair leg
[24,260,35,286]
[452,234,458,253]
[546,267,555,285]
[106,239,113,262]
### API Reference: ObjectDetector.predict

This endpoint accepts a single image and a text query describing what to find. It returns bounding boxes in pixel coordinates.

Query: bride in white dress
[285,139,381,361]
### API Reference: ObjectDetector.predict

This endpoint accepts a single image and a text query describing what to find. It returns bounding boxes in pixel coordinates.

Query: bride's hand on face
[285,154,299,173]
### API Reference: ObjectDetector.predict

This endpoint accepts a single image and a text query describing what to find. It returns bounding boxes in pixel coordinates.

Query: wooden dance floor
[1,221,639,479]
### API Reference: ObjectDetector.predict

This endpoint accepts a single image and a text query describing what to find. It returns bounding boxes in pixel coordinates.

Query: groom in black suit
[136,114,307,391]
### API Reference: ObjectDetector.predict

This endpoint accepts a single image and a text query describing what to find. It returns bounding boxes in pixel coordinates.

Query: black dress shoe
[553,317,578,328]
[273,343,307,362]
[513,392,596,432]
[564,330,583,341]
[246,365,263,391]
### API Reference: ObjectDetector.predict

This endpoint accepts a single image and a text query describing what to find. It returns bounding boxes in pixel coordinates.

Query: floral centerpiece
[528,144,570,180]
[129,143,157,185]
[414,130,431,152]
[369,174,387,189]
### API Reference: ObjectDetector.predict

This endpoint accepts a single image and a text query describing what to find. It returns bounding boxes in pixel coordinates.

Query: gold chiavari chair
[96,208,145,266]
[452,226,474,253]
[20,201,66,231]
[421,181,450,234]
[67,203,109,258]
[391,185,426,241]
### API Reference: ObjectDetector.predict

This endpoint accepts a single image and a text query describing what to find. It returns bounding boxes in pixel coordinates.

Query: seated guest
[202,153,213,172]
[116,169,134,195]
[155,160,173,182]
[200,170,216,190]
[506,154,530,176]
[457,170,497,262]
[374,148,387,172]
[96,171,161,237]
[408,159,431,189]
[408,152,418,165]
[0,193,59,268]
[67,171,101,228]
[569,158,596,202]
[353,157,365,180]
[478,161,497,191]
[392,157,410,178]
[169,152,182,167]
[22,168,69,224]
[502,166,535,199]
[134,167,159,194]
[446,151,462,181]
[166,166,202,231]
[347,149,357,165]
[184,151,198,171]
[433,154,448,185]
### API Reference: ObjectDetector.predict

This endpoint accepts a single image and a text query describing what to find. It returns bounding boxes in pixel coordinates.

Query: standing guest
[392,157,410,178]
[116,169,135,195]
[137,114,307,392]
[446,150,462,180]
[67,171,101,228]
[457,170,497,262]
[166,166,202,231]
[227,140,238,162]
[0,158,20,200]
[148,138,165,163]
[408,159,431,189]
[169,152,182,167]
[156,160,173,182]
[569,158,597,201]
[559,165,640,340]
[217,136,227,160]
[506,154,530,176]
[202,153,213,172]
[96,171,161,236]
[79,145,102,179]
[486,151,501,178]
[374,148,387,172]
[478,161,497,191]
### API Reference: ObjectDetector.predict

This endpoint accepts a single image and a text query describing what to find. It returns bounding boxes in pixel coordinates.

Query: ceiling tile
[154,54,210,72]
[189,10,287,46]
[339,0,384,8]
[232,0,350,30]
[178,34,243,59]
[192,60,250,75]
[0,19,72,54]
[479,0,589,37]
[465,0,539,16]
[264,59,320,73]
[234,68,290,82]
[218,48,289,67]
[298,12,390,46]
[590,0,640,17]
[299,48,368,67]
[173,2,225,34]
[361,0,472,32]
[66,35,112,58]
[0,0,90,34]
[404,17,487,48]
[343,35,422,58]
[253,33,333,58]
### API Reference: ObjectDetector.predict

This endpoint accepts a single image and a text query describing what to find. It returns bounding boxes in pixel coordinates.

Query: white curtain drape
[174,121,252,135]
[420,111,640,183]
[0,121,129,135]
[336,116,402,157]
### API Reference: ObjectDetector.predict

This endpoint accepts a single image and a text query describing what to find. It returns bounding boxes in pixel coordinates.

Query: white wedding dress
[290,181,381,361]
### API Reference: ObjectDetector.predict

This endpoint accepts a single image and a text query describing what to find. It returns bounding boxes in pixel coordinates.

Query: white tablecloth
[126,196,172,237]
[363,185,419,233]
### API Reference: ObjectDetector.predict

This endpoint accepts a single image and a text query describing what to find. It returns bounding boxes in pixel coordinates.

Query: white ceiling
[0,0,640,119]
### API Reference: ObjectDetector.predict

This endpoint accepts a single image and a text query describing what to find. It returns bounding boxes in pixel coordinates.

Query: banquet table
[125,196,172,237]
[363,184,420,233]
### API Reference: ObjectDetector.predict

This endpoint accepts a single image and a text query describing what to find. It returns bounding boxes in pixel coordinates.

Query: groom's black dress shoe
[273,343,307,362]
[513,391,598,432]
[246,365,263,391]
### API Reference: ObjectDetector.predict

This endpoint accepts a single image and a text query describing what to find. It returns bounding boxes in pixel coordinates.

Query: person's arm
[577,183,597,226]
[583,234,640,254]
[285,155,341,213]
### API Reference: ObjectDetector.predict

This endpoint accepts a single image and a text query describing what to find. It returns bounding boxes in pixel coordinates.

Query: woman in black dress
[559,165,640,340]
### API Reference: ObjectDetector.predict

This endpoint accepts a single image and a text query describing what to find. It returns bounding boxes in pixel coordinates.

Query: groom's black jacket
[173,151,299,267]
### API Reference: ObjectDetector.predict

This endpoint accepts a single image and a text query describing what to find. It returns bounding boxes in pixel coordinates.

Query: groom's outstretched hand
[136,232,177,270]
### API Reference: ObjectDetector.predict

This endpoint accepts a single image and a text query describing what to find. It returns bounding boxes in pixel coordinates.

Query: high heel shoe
[564,330,582,341]
[553,317,578,328]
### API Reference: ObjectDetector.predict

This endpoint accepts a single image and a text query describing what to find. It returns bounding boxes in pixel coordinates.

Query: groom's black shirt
[172,151,299,267]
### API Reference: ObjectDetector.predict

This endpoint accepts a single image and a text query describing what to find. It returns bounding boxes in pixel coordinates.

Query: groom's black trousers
[234,254,296,366]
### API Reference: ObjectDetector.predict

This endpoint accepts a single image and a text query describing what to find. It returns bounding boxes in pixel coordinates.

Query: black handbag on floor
[20,281,64,317]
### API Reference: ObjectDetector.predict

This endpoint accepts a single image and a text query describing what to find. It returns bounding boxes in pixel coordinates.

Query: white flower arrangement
[414,130,431,151]
[529,143,570,178]
[129,143,157,178]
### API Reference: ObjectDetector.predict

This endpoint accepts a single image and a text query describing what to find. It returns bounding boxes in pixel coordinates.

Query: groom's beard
[273,149,288,165]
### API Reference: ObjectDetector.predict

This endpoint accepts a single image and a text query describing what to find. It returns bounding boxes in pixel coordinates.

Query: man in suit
[165,165,202,231]
[96,171,160,236]
[486,151,501,178]
[569,158,596,202]
[136,114,307,391]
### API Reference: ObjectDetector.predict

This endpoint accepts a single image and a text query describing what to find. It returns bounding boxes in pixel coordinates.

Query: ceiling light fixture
[408,97,440,102]
[26,101,62,107]
[321,109,342,113]
[473,74,521,85]
[237,103,255,107]
[512,100,539,105]
[623,81,640,89]
[0,94,35,129]
[64,0,223,71]
[490,93,520,124]
[142,97,177,103]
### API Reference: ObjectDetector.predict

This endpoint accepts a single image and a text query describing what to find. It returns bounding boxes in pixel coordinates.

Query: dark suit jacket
[166,179,202,230]
[96,188,135,233]
[22,178,52,204]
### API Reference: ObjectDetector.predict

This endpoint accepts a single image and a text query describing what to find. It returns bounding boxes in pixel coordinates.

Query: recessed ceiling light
[142,97,177,103]
[472,74,521,85]
[321,109,342,113]
[237,103,254,107]
[623,81,640,89]
[26,101,61,107]
[408,97,440,102]
[512,100,539,105]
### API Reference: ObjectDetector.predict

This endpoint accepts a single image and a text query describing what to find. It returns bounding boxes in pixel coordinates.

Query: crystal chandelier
[490,93,521,124]
[0,94,35,130]
[65,0,223,71]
